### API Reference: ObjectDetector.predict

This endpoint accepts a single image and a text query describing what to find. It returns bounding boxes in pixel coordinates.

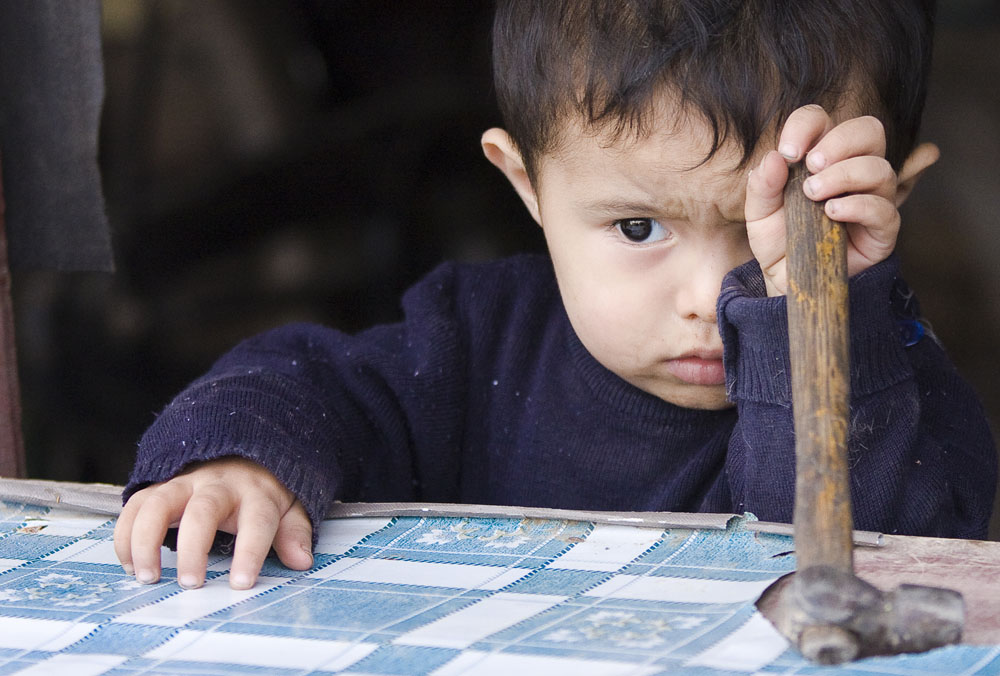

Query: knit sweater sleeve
[123,261,471,533]
[717,255,997,538]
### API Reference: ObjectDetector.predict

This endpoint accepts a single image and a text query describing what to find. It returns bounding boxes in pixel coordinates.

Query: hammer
[769,163,964,664]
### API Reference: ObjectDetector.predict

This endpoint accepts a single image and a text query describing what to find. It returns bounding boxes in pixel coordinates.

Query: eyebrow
[576,198,685,217]
[576,197,746,224]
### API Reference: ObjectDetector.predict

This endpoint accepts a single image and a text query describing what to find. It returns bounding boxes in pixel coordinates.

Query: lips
[665,354,726,386]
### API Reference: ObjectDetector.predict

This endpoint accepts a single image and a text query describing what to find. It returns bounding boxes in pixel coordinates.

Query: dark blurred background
[12,0,543,483]
[10,1,1000,533]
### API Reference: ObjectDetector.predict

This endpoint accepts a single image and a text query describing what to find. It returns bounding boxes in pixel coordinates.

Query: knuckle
[117,496,141,523]
[838,162,860,187]
[860,116,887,152]
[865,195,893,227]
[140,488,180,514]
[242,500,281,527]
[836,195,862,223]
[153,478,190,499]
[860,115,885,135]
[281,511,312,537]
[859,196,876,223]
[185,490,230,518]
[876,158,896,185]
[124,484,154,502]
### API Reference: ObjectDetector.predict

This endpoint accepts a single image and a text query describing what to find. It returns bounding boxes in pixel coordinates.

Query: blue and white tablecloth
[0,499,997,675]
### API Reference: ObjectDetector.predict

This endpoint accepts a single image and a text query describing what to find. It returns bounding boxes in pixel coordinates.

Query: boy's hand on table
[113,457,313,590]
[744,104,903,297]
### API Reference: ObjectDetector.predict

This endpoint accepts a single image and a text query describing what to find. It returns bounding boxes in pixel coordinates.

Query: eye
[614,218,669,244]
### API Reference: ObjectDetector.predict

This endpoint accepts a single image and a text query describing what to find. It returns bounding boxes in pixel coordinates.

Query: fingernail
[804,176,821,197]
[779,143,798,160]
[827,199,840,217]
[136,569,157,585]
[808,150,827,170]
[122,563,134,576]
[230,573,253,589]
[178,574,201,590]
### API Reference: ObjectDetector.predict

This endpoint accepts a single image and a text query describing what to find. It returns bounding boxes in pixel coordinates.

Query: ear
[481,128,542,224]
[895,142,940,207]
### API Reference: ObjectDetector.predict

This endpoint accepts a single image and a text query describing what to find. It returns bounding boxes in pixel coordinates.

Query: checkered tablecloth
[0,499,997,675]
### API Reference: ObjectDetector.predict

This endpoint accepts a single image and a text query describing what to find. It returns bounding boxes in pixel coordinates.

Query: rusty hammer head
[764,565,964,665]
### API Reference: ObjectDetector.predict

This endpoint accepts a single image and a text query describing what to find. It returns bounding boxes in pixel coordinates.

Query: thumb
[744,150,788,224]
[272,501,314,571]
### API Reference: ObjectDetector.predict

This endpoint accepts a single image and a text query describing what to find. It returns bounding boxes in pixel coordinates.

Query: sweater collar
[562,310,733,427]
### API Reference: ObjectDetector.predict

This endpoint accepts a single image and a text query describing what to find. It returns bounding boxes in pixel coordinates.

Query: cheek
[540,211,677,365]
[553,252,664,365]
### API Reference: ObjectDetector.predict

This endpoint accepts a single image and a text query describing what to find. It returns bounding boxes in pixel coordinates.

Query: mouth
[665,352,726,386]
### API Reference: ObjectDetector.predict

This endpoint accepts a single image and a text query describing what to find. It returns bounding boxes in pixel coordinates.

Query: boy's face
[488,104,761,410]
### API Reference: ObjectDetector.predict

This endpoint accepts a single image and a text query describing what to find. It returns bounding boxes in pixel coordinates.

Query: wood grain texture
[784,162,852,573]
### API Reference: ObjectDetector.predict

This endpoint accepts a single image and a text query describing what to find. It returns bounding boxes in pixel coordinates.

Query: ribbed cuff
[718,256,913,405]
[123,368,340,540]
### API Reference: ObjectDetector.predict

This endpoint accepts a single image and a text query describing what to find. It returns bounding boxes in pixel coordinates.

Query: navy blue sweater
[125,254,997,539]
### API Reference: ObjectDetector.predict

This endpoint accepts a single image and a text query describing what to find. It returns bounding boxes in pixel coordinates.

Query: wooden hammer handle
[784,163,853,574]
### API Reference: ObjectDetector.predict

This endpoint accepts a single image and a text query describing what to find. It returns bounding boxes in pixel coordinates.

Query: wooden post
[0,157,26,478]
[784,163,853,574]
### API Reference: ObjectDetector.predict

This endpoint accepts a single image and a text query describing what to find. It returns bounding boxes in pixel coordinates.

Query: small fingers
[744,151,788,223]
[272,501,314,573]
[116,459,308,593]
[744,151,792,296]
[128,482,192,584]
[175,488,238,589]
[832,194,899,235]
[228,498,283,589]
[114,489,148,575]
[777,104,835,163]
[804,115,887,172]
[802,155,897,204]
[836,195,901,272]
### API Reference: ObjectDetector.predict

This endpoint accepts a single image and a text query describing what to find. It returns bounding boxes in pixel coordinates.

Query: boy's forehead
[549,85,868,168]
[537,103,757,222]
[552,94,755,167]
[541,143,747,223]
[550,101,758,176]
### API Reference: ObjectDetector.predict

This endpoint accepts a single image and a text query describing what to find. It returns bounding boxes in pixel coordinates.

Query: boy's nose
[677,254,730,324]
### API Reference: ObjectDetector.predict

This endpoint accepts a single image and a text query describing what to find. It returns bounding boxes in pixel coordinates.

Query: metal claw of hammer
[764,163,964,665]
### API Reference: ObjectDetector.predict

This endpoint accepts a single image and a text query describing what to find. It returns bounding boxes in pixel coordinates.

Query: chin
[659,385,732,411]
[623,373,733,411]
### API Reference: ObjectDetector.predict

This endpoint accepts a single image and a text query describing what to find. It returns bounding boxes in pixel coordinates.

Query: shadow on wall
[10,0,1000,536]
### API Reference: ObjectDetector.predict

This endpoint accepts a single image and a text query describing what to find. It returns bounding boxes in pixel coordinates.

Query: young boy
[115,0,997,591]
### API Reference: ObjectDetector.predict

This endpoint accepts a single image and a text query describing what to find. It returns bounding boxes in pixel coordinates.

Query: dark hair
[493,0,936,182]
